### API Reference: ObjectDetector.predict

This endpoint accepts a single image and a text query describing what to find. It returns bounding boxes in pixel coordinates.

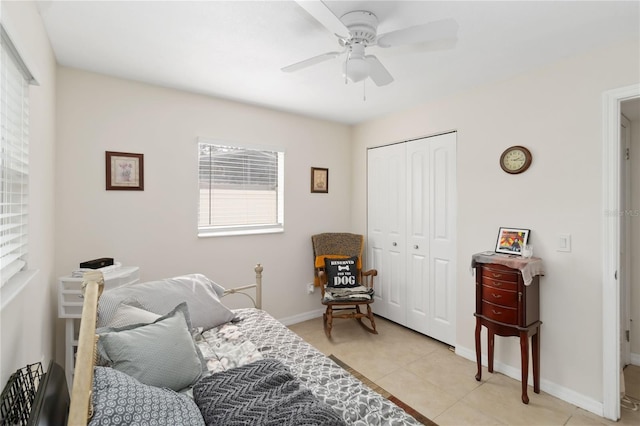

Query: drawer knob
[491,309,502,315]
[492,293,502,299]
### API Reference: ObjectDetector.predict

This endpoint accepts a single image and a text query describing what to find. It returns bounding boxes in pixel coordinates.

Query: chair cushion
[324,256,359,288]
[323,286,374,303]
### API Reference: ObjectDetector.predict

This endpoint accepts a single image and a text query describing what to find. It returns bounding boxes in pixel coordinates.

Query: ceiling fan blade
[364,55,394,86]
[379,38,458,55]
[376,18,459,48]
[281,51,342,72]
[295,1,350,39]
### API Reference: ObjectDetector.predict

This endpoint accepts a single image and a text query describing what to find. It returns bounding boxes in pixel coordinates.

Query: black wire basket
[0,362,44,426]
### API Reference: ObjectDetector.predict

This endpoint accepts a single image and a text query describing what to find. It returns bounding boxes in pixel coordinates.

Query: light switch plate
[558,234,571,252]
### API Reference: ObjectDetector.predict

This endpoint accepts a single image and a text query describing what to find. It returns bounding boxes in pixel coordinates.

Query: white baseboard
[630,352,640,366]
[455,345,604,418]
[277,308,324,326]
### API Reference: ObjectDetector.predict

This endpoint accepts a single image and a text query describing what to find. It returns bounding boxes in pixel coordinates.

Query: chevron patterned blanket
[192,358,345,426]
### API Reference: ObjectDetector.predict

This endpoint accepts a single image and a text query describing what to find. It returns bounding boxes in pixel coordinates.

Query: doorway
[603,85,640,421]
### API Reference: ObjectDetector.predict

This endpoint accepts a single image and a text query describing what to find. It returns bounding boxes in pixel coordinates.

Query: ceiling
[35,1,639,125]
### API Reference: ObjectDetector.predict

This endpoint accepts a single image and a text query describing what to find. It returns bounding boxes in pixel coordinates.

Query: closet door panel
[367,143,405,323]
[383,144,406,323]
[367,149,387,316]
[406,140,430,333]
[427,133,457,345]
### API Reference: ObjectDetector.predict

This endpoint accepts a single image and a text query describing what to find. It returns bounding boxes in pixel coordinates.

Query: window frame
[0,24,39,308]
[197,138,285,237]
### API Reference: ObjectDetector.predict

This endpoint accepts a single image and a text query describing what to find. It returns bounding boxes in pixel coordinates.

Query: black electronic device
[79,257,114,269]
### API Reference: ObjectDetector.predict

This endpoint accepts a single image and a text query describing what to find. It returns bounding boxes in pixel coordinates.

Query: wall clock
[499,145,532,174]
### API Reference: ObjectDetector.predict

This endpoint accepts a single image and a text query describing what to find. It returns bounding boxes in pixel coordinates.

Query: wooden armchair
[311,233,378,338]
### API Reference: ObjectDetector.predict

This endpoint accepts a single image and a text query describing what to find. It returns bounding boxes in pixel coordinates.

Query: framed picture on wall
[106,151,144,190]
[495,227,530,255]
[311,167,328,193]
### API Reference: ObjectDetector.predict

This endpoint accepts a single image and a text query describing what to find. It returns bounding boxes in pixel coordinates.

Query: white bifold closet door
[367,132,457,346]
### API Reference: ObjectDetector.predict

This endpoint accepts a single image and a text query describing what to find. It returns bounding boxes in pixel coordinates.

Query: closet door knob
[392,242,397,246]
[414,245,419,249]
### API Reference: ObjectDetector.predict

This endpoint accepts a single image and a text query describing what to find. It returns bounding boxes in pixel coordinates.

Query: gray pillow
[106,300,161,328]
[97,273,235,330]
[97,303,205,391]
[89,366,204,426]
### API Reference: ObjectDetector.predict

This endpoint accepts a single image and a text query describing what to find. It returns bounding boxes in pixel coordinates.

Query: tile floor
[288,315,640,425]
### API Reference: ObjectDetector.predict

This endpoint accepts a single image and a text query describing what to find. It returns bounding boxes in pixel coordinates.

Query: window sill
[1,269,39,311]
[198,226,284,238]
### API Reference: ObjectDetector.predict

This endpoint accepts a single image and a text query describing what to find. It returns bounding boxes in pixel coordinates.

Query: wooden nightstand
[472,254,543,404]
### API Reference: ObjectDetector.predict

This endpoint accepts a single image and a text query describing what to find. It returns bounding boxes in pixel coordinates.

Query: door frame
[621,114,632,368]
[602,84,640,420]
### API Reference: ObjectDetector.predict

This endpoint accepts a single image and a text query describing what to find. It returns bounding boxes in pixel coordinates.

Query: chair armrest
[361,269,377,289]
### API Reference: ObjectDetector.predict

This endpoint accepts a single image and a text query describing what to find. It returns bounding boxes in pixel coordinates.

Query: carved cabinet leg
[488,330,495,373]
[533,326,540,394]
[520,330,530,404]
[475,318,482,381]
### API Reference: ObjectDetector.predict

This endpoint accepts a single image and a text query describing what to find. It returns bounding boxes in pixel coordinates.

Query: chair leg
[367,305,377,334]
[324,307,333,338]
[355,305,378,334]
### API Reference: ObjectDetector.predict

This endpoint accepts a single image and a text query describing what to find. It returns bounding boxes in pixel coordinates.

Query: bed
[66,264,423,425]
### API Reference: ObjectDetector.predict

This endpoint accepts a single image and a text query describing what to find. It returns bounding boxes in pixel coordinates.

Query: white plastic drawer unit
[58,266,140,318]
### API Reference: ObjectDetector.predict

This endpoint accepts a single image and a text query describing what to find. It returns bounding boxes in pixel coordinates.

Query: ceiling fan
[282,1,458,86]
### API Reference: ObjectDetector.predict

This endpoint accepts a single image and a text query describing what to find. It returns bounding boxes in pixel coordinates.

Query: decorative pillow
[97,303,205,391]
[97,273,235,330]
[324,256,360,288]
[89,367,205,426]
[106,300,161,328]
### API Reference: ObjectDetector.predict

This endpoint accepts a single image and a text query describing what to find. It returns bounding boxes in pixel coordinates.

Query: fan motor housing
[340,11,378,44]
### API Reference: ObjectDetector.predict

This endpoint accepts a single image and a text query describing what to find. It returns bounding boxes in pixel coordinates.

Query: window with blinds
[1,26,36,289]
[198,142,284,236]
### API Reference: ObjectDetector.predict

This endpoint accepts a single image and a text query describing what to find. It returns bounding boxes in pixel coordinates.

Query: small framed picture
[311,167,328,193]
[495,227,530,255]
[106,151,144,190]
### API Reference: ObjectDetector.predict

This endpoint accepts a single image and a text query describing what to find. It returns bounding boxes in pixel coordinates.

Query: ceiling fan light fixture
[344,57,369,83]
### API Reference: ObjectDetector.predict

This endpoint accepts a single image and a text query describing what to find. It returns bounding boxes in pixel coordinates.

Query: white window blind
[1,26,35,287]
[198,142,284,236]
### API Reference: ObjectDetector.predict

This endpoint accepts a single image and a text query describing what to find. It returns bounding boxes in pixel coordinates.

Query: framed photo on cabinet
[495,227,530,255]
[106,151,144,190]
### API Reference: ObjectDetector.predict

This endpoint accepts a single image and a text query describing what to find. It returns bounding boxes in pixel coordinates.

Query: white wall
[351,39,639,411]
[54,67,352,362]
[0,1,57,386]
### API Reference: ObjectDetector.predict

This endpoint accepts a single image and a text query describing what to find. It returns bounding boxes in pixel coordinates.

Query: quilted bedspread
[196,308,421,426]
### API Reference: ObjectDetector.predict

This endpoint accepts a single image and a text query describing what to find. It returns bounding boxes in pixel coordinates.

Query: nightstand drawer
[482,276,517,291]
[482,285,518,308]
[482,264,519,282]
[482,300,518,325]
[58,266,140,318]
